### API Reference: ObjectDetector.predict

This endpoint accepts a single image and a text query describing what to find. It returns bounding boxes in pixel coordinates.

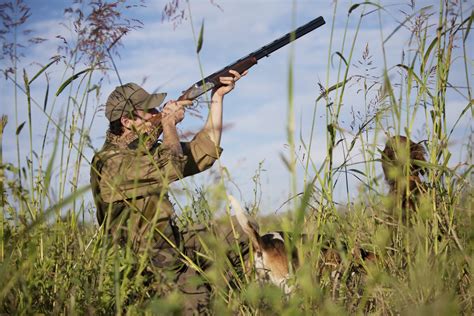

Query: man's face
[122,108,160,135]
[133,108,159,122]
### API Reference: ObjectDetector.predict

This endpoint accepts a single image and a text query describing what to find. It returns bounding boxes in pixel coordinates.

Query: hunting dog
[381,135,427,218]
[228,196,374,294]
[229,195,295,292]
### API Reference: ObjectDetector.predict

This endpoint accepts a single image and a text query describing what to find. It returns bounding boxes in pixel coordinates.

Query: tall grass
[0,0,472,315]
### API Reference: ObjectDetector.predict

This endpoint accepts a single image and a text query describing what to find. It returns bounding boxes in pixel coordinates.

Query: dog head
[228,195,294,294]
[381,135,427,215]
[381,135,426,193]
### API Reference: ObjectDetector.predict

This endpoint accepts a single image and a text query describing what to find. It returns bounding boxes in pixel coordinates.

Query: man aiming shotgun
[90,72,246,313]
[90,16,325,313]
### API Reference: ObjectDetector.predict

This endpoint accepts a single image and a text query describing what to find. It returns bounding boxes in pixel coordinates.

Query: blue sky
[1,0,472,216]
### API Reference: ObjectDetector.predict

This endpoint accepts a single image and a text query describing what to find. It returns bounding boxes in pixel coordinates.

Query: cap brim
[136,93,167,111]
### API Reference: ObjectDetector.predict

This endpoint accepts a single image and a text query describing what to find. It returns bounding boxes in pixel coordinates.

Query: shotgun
[150,16,326,131]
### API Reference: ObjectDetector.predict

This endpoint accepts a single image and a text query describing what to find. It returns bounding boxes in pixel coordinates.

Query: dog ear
[228,195,262,252]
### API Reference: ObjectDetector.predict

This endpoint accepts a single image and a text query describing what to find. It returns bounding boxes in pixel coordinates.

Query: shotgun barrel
[178,16,326,100]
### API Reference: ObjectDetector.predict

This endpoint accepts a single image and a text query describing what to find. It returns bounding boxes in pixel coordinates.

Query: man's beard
[127,121,162,150]
[106,121,162,151]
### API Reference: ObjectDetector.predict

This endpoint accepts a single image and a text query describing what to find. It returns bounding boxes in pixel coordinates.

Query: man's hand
[212,69,248,97]
[161,100,192,125]
[161,99,191,156]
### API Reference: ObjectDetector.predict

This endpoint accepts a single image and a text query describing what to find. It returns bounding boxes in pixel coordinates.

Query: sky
[1,0,472,217]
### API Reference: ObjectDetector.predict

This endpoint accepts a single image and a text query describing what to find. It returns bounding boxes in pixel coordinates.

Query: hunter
[90,70,247,313]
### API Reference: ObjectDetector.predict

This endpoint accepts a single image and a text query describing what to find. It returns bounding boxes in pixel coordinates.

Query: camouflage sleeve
[181,131,223,177]
[99,147,187,203]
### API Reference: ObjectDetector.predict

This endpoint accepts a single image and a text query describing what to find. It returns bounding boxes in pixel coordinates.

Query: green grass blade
[196,19,205,53]
[348,2,383,15]
[43,81,49,111]
[44,128,60,192]
[332,51,348,67]
[28,57,59,85]
[55,68,93,96]
[15,121,26,135]
[448,101,473,139]
[463,10,473,42]
[316,78,352,102]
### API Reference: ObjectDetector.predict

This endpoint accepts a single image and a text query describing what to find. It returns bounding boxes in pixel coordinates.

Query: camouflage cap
[105,83,167,121]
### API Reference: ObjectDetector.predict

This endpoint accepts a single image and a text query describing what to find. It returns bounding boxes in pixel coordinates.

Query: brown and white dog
[228,196,375,294]
[229,195,297,293]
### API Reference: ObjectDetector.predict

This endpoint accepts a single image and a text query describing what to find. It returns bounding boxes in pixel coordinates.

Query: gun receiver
[178,16,325,101]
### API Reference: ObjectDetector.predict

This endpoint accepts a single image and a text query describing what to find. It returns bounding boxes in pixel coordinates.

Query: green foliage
[0,0,472,315]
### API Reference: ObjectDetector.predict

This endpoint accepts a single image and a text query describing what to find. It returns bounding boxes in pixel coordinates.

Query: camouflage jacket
[90,130,222,236]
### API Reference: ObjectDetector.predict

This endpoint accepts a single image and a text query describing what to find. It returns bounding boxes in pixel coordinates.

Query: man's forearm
[203,93,224,146]
[162,120,183,156]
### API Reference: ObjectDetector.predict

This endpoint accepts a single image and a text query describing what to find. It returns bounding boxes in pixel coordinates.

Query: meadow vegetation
[0,0,472,314]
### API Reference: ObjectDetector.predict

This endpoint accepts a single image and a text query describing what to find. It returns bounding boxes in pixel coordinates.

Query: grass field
[0,0,472,314]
